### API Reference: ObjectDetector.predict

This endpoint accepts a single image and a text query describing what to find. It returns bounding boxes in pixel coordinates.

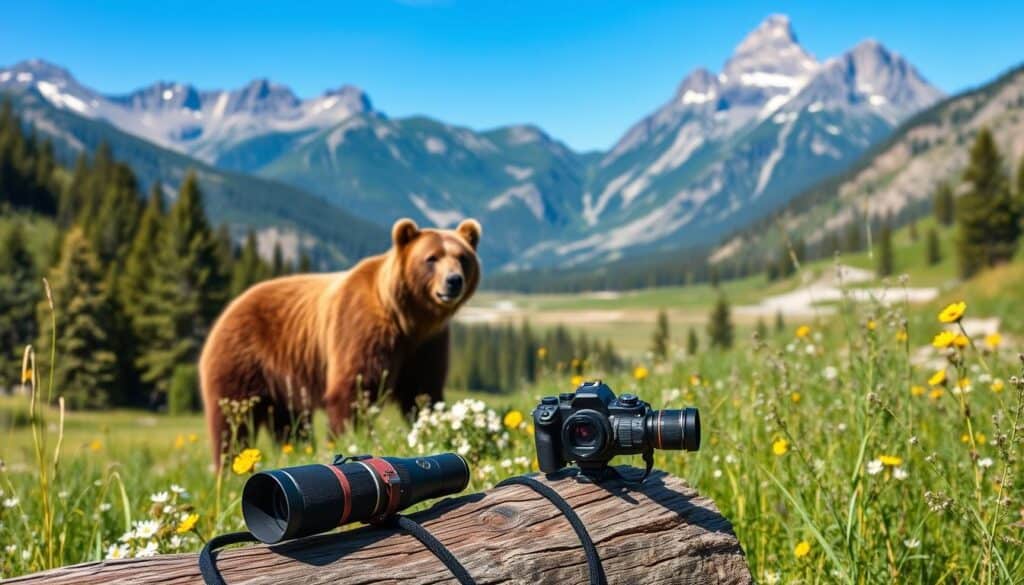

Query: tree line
[448,322,623,393]
[0,102,294,411]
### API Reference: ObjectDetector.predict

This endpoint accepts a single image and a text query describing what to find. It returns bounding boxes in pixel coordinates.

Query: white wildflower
[135,541,159,558]
[978,457,994,469]
[170,484,186,495]
[904,538,920,549]
[105,543,129,559]
[893,467,909,480]
[133,519,161,540]
[823,366,838,381]
[2,497,18,508]
[99,502,112,512]
[500,458,513,469]
[866,460,884,475]
[150,491,169,504]
[712,469,723,479]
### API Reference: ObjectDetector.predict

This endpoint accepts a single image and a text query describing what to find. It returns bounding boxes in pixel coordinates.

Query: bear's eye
[426,255,438,264]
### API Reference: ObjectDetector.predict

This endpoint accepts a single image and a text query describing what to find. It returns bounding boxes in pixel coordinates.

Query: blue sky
[3,1,1022,151]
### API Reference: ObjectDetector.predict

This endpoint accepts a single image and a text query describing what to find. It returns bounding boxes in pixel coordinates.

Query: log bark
[5,466,752,585]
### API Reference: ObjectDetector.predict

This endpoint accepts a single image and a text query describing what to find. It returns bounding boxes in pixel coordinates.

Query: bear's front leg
[396,328,449,415]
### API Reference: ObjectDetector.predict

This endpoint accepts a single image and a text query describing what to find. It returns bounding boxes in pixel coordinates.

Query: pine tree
[272,241,285,277]
[933,181,955,227]
[955,128,1020,278]
[686,327,699,356]
[755,317,768,341]
[37,229,119,409]
[707,294,734,349]
[298,251,312,273]
[136,172,227,402]
[87,162,142,270]
[876,223,894,277]
[231,230,267,297]
[0,223,40,390]
[908,220,919,241]
[926,227,942,266]
[775,310,785,333]
[650,309,670,362]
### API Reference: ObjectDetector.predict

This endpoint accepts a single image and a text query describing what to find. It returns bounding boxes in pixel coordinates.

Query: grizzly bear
[199,218,482,464]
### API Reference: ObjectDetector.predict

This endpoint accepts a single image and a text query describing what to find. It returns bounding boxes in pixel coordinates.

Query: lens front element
[561,410,611,461]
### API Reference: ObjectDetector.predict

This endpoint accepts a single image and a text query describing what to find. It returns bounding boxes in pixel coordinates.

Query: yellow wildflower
[772,438,789,456]
[526,423,535,437]
[689,374,702,387]
[957,378,971,390]
[938,301,966,323]
[985,332,1002,349]
[952,334,969,348]
[929,388,944,400]
[537,347,548,360]
[878,455,903,467]
[928,369,947,386]
[174,435,186,450]
[571,374,584,387]
[503,410,524,430]
[991,379,1005,393]
[932,331,956,349]
[895,329,908,342]
[232,448,262,475]
[961,433,970,444]
[910,385,926,397]
[976,433,987,445]
[305,445,314,455]
[633,366,649,381]
[866,319,877,331]
[176,513,198,534]
[282,443,294,454]
[795,325,811,339]
[790,392,801,404]
[188,433,199,443]
[794,540,811,558]
[89,439,102,452]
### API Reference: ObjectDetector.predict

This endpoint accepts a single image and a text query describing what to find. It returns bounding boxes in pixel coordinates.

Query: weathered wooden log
[5,467,751,584]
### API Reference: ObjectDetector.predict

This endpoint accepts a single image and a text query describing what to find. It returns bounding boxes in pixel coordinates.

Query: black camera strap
[200,477,604,585]
[496,475,607,585]
[198,516,475,585]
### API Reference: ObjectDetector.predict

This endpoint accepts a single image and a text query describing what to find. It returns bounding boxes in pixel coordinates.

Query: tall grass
[1,273,1023,583]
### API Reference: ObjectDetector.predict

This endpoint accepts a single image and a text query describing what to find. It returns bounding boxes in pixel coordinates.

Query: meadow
[2,251,1024,584]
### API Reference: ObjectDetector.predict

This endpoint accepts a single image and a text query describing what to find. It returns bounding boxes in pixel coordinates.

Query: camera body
[533,380,699,477]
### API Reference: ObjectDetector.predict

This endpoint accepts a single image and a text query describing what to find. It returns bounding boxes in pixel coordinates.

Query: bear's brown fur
[199,218,482,465]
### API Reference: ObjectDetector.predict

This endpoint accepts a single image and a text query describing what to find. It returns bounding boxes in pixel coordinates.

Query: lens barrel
[646,407,701,451]
[241,453,469,544]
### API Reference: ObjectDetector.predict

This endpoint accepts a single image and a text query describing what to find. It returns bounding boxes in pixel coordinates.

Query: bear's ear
[456,219,482,250]
[392,218,420,249]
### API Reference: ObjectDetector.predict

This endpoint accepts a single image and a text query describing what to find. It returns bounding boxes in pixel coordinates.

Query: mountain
[535,15,943,269]
[710,63,1024,265]
[0,80,388,266]
[1,16,944,273]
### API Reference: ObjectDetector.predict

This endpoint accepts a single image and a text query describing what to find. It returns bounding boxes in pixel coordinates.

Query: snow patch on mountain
[410,194,463,227]
[488,183,545,220]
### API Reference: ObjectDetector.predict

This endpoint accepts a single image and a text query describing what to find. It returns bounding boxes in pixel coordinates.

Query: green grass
[2,287,1023,583]
[2,236,1024,582]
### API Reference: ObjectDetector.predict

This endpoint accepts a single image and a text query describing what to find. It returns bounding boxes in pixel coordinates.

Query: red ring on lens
[364,457,402,520]
[322,464,352,526]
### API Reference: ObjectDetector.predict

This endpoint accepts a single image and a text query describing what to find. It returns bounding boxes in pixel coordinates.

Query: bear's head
[389,217,482,317]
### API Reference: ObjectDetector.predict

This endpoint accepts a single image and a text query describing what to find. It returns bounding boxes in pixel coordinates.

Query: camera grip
[533,412,564,474]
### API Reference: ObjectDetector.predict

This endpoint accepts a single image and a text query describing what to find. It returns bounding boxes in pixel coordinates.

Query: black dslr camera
[533,381,700,480]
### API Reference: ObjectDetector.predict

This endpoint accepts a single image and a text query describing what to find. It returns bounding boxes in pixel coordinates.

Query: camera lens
[242,453,470,544]
[646,407,701,452]
[571,420,598,444]
[561,410,611,461]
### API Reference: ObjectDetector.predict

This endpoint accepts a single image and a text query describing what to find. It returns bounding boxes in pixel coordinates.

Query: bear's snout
[443,272,464,299]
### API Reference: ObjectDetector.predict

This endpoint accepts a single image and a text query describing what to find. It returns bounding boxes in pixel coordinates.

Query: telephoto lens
[241,453,470,544]
[646,407,700,451]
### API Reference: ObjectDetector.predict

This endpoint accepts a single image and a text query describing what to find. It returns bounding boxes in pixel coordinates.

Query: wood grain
[4,467,752,585]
